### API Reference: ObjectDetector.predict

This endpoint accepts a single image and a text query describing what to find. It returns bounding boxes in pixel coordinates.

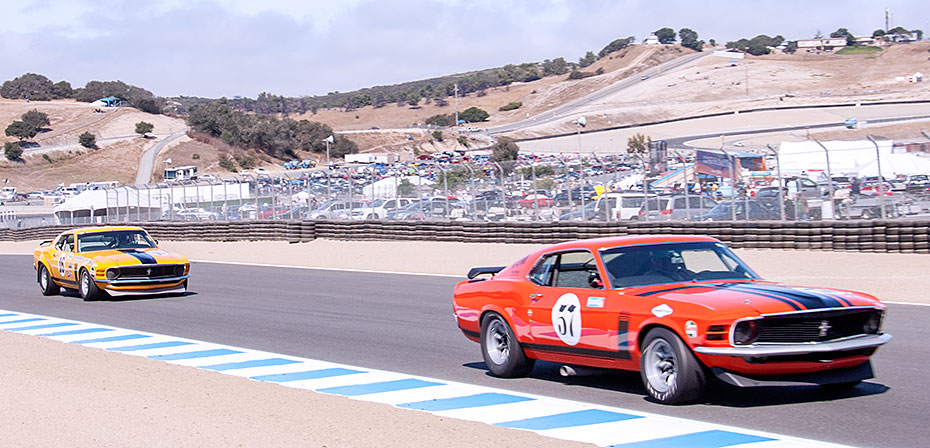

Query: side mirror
[588,272,604,289]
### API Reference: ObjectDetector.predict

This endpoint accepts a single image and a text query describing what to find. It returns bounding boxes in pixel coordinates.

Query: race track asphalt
[2,255,927,447]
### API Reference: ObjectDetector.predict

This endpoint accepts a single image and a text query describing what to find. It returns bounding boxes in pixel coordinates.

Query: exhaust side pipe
[559,365,613,377]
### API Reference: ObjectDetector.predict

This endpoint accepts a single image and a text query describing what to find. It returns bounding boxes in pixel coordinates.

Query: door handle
[529,293,543,302]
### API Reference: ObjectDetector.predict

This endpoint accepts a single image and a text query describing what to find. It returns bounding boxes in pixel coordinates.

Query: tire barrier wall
[2,220,928,254]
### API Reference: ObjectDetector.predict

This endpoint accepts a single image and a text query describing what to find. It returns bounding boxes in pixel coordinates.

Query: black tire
[38,264,60,296]
[480,313,535,378]
[639,327,705,405]
[78,269,105,302]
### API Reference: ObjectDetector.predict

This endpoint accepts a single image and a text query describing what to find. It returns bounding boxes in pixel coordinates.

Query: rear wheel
[38,264,60,296]
[640,327,705,404]
[480,313,535,377]
[79,269,105,301]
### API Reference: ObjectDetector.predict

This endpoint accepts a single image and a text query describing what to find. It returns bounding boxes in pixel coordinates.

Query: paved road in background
[2,256,926,447]
[489,51,710,134]
[135,131,186,185]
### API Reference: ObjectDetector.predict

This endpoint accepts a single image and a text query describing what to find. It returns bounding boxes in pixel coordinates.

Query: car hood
[84,248,187,265]
[629,280,880,315]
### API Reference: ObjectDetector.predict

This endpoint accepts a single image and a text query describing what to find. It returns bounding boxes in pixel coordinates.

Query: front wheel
[79,269,105,302]
[640,327,705,404]
[480,313,535,377]
[38,264,60,296]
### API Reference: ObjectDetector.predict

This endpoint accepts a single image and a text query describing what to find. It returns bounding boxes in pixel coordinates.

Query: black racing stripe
[460,328,479,339]
[119,250,157,265]
[636,285,706,297]
[739,284,844,309]
[521,342,631,360]
[708,283,804,311]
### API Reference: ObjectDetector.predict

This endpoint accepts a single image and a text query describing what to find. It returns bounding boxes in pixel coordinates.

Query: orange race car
[453,235,891,404]
[33,227,190,301]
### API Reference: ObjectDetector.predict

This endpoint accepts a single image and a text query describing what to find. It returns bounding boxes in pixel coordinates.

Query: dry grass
[2,43,929,192]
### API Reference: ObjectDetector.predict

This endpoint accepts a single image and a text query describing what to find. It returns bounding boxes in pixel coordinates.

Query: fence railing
[3,219,928,254]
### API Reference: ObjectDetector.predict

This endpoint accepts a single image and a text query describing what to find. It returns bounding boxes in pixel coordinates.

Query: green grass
[836,46,882,55]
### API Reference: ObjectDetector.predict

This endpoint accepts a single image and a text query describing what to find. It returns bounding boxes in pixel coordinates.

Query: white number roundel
[551,293,582,346]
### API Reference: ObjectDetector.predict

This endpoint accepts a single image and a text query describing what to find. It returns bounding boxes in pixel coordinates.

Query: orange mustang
[453,235,891,404]
[33,227,190,301]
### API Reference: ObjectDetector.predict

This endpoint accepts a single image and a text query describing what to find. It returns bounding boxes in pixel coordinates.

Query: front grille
[111,265,180,279]
[756,308,879,343]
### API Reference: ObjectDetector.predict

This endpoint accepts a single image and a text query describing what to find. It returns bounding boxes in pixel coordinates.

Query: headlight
[863,310,883,334]
[106,269,119,280]
[175,265,185,276]
[733,320,759,345]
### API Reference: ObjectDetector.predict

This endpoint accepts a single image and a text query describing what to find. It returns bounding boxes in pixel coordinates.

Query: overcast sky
[1,0,928,99]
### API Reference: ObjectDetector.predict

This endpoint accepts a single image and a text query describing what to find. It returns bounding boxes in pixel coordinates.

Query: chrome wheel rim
[80,272,89,296]
[485,319,510,365]
[40,268,48,289]
[644,339,677,393]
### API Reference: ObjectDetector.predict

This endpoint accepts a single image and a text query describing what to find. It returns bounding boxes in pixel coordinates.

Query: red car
[453,236,891,404]
[518,194,555,208]
[860,181,894,196]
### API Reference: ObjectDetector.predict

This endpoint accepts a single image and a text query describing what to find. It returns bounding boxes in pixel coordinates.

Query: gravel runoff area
[1,239,926,447]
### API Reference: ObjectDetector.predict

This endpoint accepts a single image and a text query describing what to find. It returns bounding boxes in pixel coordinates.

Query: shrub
[192,153,200,160]
[459,107,489,123]
[78,131,96,148]
[431,130,443,142]
[21,109,50,130]
[4,141,23,161]
[491,138,519,162]
[135,121,154,137]
[457,136,469,147]
[425,114,453,127]
[5,121,37,141]
[43,154,52,163]
[499,102,522,111]
[218,157,237,172]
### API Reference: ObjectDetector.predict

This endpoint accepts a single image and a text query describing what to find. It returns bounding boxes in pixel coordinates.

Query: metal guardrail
[3,219,928,254]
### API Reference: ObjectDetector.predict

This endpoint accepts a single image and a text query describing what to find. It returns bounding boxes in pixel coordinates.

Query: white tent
[856,153,930,177]
[54,183,252,223]
[362,175,434,198]
[776,139,898,177]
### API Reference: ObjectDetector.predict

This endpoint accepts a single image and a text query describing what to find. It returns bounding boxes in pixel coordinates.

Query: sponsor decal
[685,320,698,338]
[551,293,582,346]
[651,304,673,318]
[586,296,605,308]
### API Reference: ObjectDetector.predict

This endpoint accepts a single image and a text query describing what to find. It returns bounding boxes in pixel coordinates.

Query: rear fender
[479,305,529,342]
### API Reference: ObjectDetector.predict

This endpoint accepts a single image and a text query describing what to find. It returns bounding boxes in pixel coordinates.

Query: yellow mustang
[33,226,190,301]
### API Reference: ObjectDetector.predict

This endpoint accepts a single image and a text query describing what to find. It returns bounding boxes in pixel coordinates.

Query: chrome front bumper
[99,274,190,286]
[694,333,892,357]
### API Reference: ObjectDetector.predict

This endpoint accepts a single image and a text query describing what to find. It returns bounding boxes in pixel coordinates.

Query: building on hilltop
[797,37,847,52]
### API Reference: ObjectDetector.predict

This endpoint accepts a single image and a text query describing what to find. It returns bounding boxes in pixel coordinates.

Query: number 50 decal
[551,293,582,346]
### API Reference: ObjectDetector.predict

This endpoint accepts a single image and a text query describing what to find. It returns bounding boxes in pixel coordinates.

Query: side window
[54,235,66,251]
[528,254,558,286]
[64,234,75,252]
[702,197,717,208]
[554,251,601,289]
[674,198,686,208]
[801,178,817,188]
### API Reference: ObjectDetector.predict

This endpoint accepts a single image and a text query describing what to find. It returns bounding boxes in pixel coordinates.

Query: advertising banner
[696,150,732,178]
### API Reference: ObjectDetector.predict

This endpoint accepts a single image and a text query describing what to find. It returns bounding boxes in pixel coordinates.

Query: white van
[593,193,658,220]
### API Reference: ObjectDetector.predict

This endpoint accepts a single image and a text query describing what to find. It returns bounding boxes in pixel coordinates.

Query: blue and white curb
[1,309,851,448]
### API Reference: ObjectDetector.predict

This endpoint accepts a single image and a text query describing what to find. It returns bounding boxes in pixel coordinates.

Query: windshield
[600,241,758,288]
[77,230,157,252]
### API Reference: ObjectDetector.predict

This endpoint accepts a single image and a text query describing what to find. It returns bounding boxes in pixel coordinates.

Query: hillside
[0,100,187,191]
[2,42,929,192]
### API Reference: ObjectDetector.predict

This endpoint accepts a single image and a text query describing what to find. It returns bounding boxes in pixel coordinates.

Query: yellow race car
[33,226,190,301]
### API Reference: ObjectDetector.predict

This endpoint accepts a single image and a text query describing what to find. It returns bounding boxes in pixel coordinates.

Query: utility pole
[454,83,459,127]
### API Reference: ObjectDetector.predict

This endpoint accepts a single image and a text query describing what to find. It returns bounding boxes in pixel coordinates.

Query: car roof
[532,235,720,255]
[67,226,146,235]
